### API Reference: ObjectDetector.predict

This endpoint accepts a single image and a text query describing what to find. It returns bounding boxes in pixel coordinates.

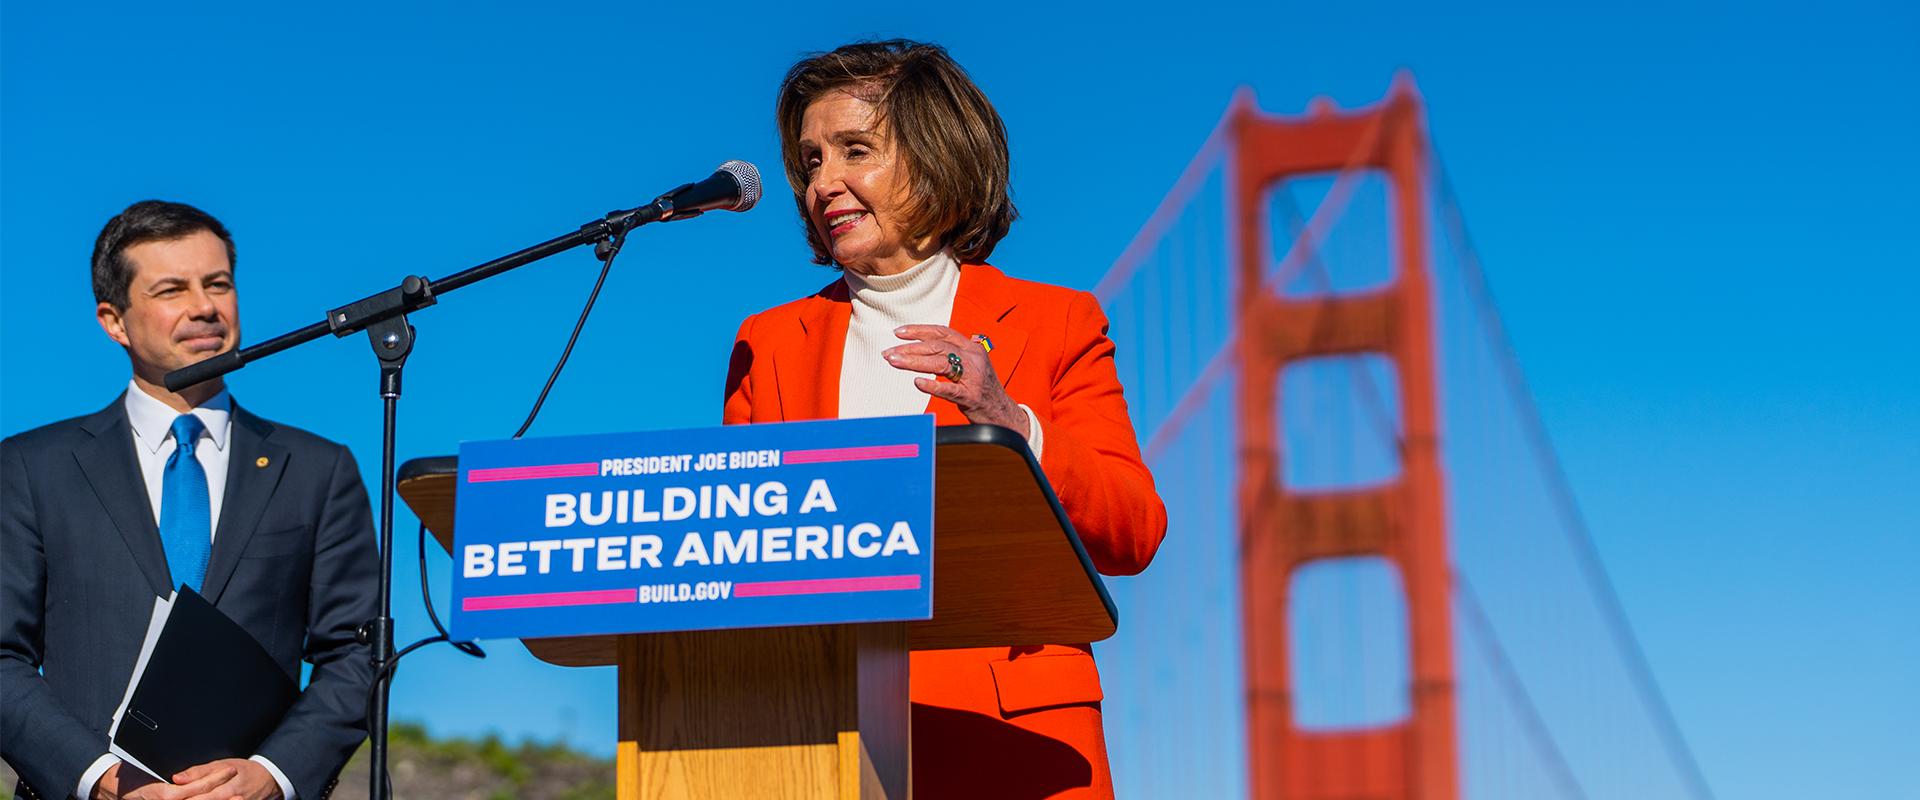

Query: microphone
[650,160,762,222]
[600,160,760,234]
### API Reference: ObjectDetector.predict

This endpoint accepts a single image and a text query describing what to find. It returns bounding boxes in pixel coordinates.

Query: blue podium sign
[448,415,935,642]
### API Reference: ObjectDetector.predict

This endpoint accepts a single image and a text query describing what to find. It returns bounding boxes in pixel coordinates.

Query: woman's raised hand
[883,324,1028,437]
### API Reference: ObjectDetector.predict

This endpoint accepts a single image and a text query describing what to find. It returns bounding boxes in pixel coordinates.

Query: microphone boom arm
[164,204,660,392]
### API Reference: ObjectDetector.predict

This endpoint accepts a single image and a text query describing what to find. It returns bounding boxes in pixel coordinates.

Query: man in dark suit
[1,201,379,800]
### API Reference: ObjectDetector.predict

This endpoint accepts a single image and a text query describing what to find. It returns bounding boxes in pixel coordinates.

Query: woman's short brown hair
[776,39,1017,267]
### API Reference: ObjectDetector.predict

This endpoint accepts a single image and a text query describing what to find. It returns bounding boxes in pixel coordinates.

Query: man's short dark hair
[91,200,236,310]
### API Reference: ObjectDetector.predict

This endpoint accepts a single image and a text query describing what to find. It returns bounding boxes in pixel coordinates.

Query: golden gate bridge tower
[1232,81,1457,800]
[1091,73,1717,800]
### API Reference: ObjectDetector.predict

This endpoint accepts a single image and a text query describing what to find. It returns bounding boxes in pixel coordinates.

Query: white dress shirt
[838,251,1043,459]
[77,382,296,800]
[125,380,232,535]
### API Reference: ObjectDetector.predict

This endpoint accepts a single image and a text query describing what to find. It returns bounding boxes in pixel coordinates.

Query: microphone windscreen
[720,160,761,212]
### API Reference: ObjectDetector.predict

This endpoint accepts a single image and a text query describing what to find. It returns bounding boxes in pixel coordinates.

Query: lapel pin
[971,333,993,352]
[256,456,270,468]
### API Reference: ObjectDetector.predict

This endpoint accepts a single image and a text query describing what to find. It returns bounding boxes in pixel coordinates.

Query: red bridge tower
[1234,79,1459,800]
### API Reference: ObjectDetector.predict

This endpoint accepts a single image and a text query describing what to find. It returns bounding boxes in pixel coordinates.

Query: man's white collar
[125,379,233,454]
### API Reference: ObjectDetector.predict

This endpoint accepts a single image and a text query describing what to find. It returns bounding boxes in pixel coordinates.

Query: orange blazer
[723,263,1168,798]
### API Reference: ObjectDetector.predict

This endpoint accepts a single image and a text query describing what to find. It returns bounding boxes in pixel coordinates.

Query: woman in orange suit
[723,39,1167,799]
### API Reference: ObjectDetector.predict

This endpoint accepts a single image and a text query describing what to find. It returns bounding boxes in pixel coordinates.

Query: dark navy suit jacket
[1,396,379,800]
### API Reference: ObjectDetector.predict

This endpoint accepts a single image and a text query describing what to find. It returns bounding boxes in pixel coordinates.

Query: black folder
[111,586,298,780]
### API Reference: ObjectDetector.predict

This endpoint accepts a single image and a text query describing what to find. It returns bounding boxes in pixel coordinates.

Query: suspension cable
[1432,156,1718,800]
[1454,571,1594,800]
[1137,119,1386,463]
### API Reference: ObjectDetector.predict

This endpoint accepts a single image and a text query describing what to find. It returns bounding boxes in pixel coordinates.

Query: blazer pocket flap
[242,524,310,558]
[990,653,1104,716]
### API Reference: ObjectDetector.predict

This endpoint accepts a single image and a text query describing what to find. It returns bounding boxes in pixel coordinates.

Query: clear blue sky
[3,3,1913,798]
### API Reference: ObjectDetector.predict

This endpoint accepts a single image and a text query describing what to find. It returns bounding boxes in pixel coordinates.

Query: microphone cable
[372,228,630,681]
[365,230,630,794]
[512,230,627,439]
[386,517,488,678]
[363,521,489,784]
[389,230,628,672]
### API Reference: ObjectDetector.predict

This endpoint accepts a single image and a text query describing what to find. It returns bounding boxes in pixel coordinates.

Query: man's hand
[169,759,283,800]
[91,760,238,800]
[91,761,157,799]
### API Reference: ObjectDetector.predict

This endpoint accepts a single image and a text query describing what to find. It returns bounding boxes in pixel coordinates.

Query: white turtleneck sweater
[838,250,1043,459]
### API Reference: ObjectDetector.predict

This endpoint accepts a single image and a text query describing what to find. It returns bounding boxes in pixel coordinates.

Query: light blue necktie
[160,414,212,592]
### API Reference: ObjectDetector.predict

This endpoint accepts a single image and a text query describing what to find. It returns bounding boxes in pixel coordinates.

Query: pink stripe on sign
[462,588,636,611]
[467,462,600,482]
[782,444,920,464]
[733,574,922,598]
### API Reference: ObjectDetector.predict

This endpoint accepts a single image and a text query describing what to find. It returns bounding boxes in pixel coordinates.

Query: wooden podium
[396,425,1117,800]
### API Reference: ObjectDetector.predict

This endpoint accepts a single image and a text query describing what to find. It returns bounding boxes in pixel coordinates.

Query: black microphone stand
[163,197,686,800]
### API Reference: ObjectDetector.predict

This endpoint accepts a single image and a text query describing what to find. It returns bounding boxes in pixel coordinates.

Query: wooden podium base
[615,623,909,799]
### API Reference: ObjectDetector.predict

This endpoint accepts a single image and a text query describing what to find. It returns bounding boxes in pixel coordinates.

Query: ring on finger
[946,352,964,382]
